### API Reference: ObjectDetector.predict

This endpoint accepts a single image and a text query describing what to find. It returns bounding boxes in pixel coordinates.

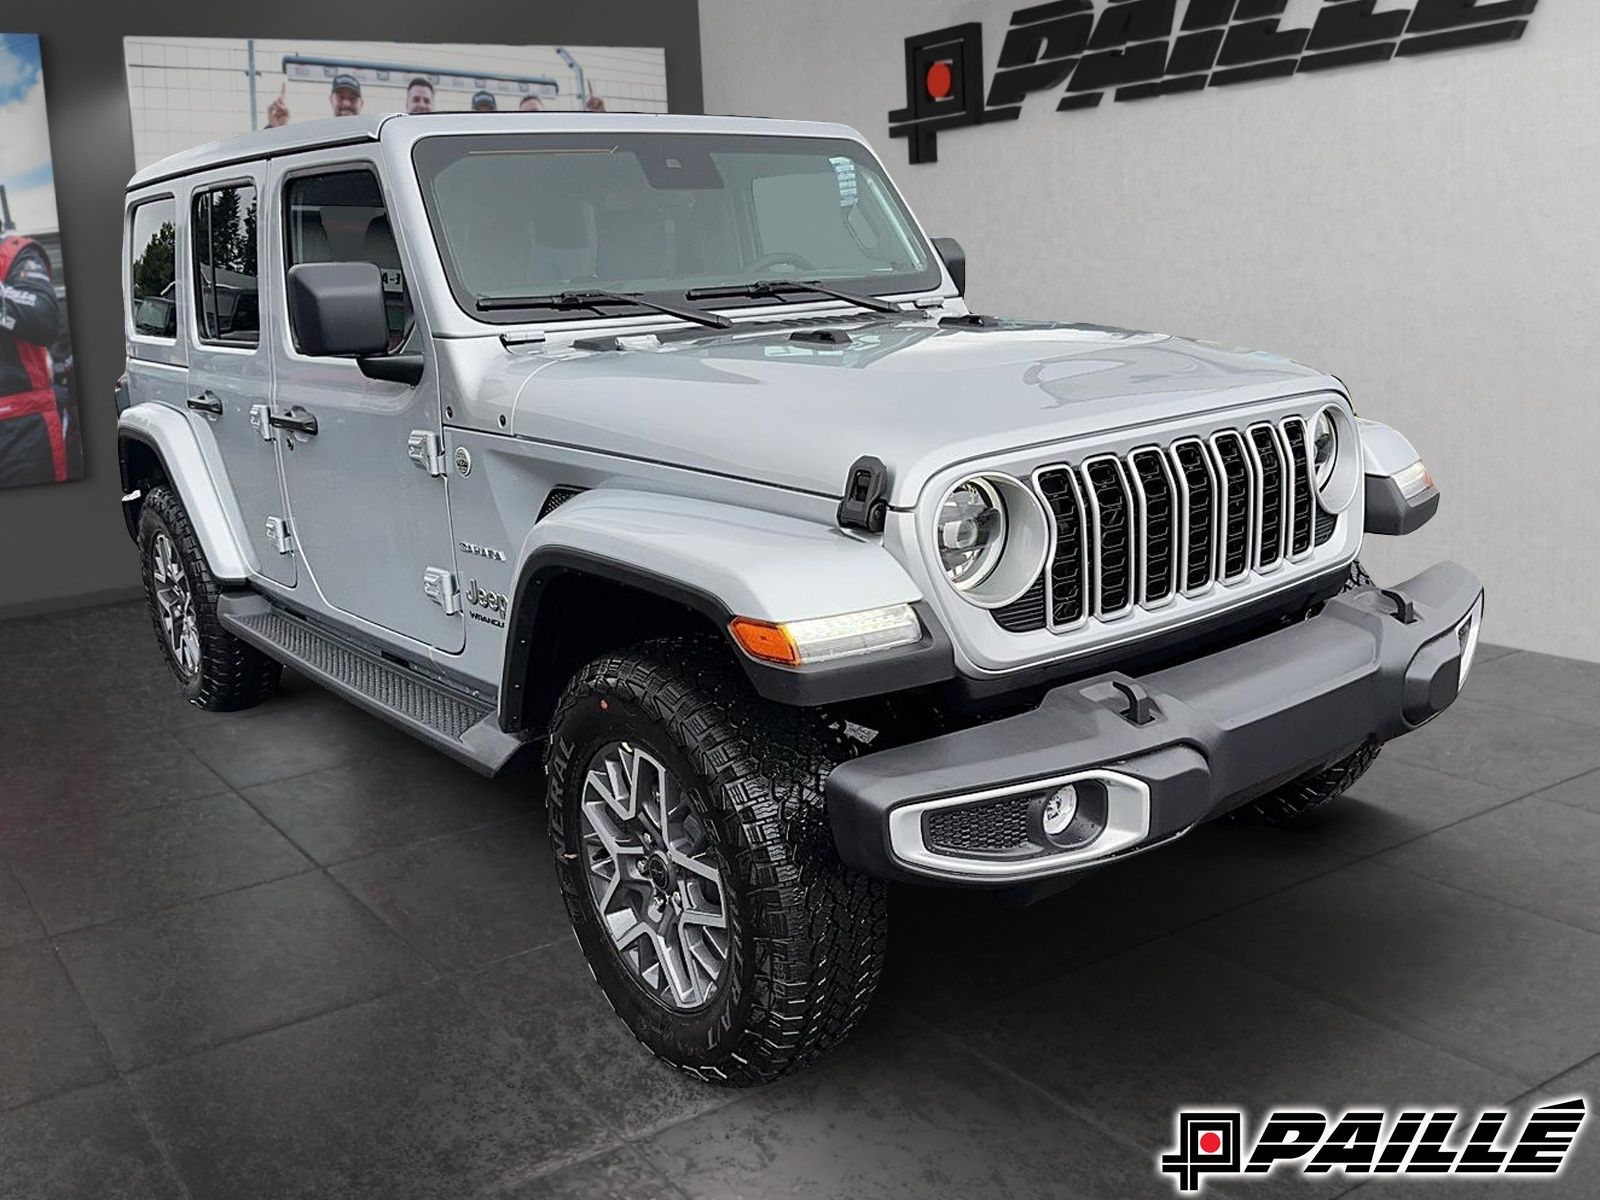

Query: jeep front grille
[995,416,1339,634]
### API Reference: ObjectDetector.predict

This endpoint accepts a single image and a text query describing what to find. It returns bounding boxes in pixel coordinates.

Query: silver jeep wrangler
[117,112,1484,1086]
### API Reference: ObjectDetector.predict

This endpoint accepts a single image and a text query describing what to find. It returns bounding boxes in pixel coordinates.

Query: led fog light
[1041,785,1078,836]
[1030,779,1108,849]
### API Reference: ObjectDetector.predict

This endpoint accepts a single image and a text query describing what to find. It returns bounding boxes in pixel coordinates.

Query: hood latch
[837,456,891,535]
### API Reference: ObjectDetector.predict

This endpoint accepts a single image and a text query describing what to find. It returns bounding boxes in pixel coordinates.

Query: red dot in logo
[1199,1132,1223,1155]
[925,61,953,100]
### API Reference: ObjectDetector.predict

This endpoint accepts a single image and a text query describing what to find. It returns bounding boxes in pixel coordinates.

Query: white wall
[701,1,1600,662]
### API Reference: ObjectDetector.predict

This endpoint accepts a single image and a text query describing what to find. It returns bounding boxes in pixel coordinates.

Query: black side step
[216,593,531,776]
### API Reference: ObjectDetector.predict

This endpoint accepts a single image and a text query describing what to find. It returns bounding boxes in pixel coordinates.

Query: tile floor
[1,602,1598,1198]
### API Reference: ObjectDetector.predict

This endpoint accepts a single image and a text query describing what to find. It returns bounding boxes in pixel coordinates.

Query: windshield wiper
[684,279,901,315]
[475,288,732,330]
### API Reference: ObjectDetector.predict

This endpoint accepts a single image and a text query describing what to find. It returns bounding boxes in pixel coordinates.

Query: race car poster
[0,32,84,489]
[122,37,669,170]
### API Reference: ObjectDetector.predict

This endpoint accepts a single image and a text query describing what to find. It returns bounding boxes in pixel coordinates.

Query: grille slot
[1212,431,1255,582]
[992,413,1346,636]
[1129,448,1178,607]
[924,796,1032,855]
[1281,418,1315,558]
[1247,424,1287,571]
[1082,456,1136,618]
[1171,438,1218,594]
[1037,467,1089,629]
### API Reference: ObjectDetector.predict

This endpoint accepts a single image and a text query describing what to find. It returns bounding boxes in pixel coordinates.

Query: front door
[268,155,462,651]
[185,168,295,587]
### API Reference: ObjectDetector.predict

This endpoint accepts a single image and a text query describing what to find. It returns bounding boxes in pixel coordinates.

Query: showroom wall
[702,1,1600,663]
[0,0,702,619]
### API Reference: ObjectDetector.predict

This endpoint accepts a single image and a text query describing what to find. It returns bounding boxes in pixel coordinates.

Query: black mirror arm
[357,354,425,386]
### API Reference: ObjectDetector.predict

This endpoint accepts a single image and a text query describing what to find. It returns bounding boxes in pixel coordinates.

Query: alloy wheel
[579,741,730,1010]
[151,532,201,678]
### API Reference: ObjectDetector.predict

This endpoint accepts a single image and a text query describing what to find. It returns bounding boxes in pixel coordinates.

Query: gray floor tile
[2,792,311,934]
[459,939,736,1141]
[636,1032,1171,1200]
[0,941,115,1111]
[172,695,420,789]
[0,727,228,835]
[944,939,1522,1188]
[1190,861,1600,1085]
[1384,700,1600,794]
[128,982,612,1200]
[1378,797,1600,935]
[1470,644,1518,665]
[1462,651,1600,729]
[878,883,1158,1022]
[496,1144,685,1200]
[0,857,42,949]
[1286,759,1518,859]
[57,872,435,1070]
[0,1080,187,1200]
[241,747,531,866]
[1531,768,1600,816]
[330,818,570,972]
[1071,819,1357,934]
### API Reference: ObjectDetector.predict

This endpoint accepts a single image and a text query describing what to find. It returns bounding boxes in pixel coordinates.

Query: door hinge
[249,403,274,442]
[407,430,446,477]
[264,516,294,554]
[422,567,461,615]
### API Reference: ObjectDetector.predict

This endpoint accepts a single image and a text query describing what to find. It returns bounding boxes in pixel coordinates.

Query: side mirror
[931,236,966,296]
[286,262,390,357]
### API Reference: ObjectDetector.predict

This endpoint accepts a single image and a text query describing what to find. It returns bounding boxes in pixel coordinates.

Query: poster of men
[122,37,669,169]
[0,32,84,490]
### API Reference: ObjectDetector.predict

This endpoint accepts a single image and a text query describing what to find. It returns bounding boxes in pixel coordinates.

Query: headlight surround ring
[1311,402,1361,514]
[933,473,1050,609]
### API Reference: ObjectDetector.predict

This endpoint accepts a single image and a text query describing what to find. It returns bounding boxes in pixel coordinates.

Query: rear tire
[545,637,887,1087]
[1225,561,1380,825]
[138,486,282,711]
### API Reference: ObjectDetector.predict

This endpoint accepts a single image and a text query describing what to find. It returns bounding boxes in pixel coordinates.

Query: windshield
[411,132,940,322]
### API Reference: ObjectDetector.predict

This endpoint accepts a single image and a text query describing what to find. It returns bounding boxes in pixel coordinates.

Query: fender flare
[118,404,252,582]
[499,489,953,724]
[1357,417,1440,536]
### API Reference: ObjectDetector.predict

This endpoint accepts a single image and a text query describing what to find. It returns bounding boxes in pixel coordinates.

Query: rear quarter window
[129,197,178,339]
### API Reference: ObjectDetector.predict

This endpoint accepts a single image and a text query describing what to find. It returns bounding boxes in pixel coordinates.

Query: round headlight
[937,477,1007,591]
[1311,409,1338,488]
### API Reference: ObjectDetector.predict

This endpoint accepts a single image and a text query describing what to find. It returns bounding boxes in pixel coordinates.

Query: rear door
[184,167,295,587]
[268,151,461,650]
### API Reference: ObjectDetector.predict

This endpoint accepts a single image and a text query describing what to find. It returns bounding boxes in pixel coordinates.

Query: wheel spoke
[577,740,730,1011]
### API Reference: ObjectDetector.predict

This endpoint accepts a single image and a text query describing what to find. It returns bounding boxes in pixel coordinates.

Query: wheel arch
[497,489,954,736]
[118,404,251,582]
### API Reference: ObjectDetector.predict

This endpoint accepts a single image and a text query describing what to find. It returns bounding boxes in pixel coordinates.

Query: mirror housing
[286,262,390,357]
[931,236,966,296]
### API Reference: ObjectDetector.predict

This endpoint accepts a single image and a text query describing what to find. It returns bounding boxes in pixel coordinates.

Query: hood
[508,317,1338,507]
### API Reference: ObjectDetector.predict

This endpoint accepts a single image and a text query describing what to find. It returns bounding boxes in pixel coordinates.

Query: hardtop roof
[125,112,869,193]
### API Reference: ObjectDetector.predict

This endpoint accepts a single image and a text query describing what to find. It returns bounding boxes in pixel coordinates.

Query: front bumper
[827,562,1485,885]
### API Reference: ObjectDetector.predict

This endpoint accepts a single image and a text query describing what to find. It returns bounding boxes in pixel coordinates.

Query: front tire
[545,638,887,1087]
[138,486,282,711]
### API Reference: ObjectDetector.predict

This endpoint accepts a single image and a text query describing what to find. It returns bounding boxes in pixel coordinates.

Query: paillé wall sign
[889,0,1539,164]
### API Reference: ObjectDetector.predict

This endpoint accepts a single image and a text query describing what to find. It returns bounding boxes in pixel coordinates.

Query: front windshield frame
[410,131,944,325]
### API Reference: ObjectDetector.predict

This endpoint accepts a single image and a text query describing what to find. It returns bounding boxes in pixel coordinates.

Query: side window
[129,198,178,338]
[192,183,260,346]
[284,169,412,354]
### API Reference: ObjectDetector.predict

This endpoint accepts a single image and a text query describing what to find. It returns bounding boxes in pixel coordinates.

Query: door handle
[268,409,319,436]
[186,394,224,415]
